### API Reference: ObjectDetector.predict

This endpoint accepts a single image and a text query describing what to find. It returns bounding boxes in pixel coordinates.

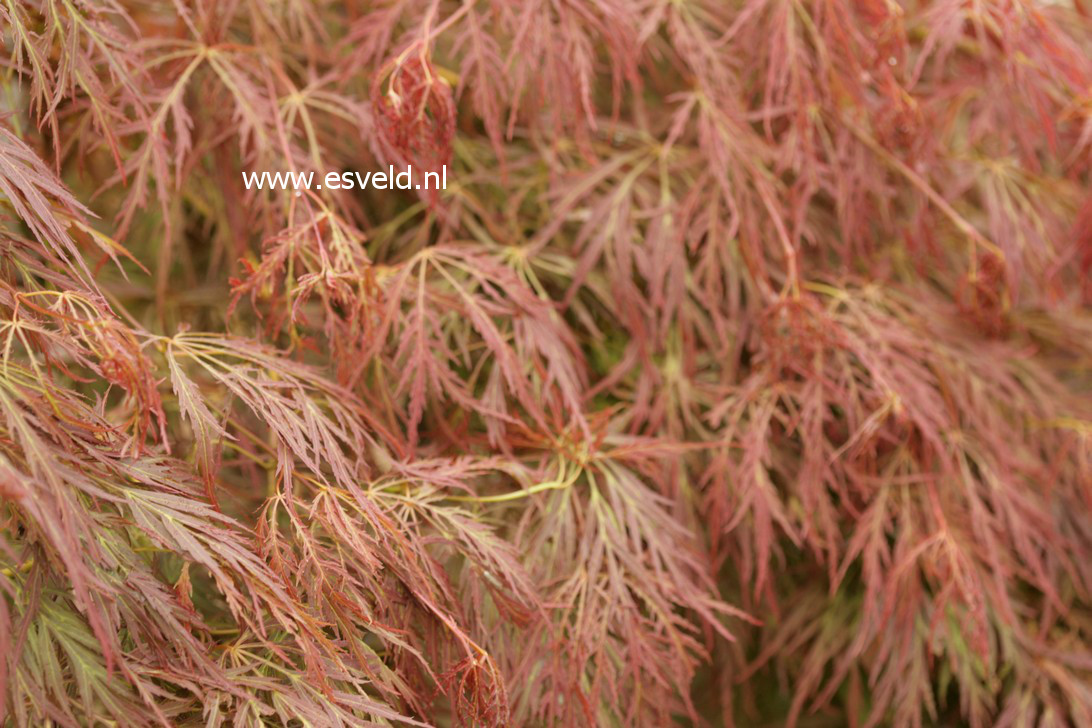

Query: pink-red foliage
[0,0,1090,726]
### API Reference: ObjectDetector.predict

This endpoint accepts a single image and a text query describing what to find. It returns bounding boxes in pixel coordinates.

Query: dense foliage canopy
[1,0,1091,725]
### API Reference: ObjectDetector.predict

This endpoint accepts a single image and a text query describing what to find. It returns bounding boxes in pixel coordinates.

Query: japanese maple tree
[1,0,1090,726]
